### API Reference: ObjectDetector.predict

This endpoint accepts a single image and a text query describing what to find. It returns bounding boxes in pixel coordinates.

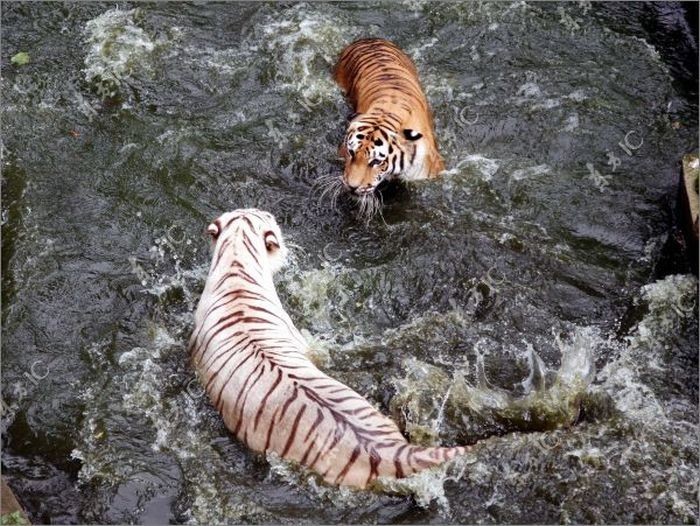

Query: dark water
[1,2,698,524]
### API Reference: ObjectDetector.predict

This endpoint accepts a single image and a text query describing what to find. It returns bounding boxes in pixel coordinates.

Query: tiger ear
[403,129,423,141]
[206,222,219,238]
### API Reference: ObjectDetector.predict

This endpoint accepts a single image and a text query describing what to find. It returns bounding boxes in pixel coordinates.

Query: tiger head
[339,115,423,195]
[206,208,288,274]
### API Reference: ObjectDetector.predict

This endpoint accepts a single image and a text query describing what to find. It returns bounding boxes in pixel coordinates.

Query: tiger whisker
[316,177,343,209]
[358,195,367,220]
[355,191,381,225]
[330,185,343,211]
[316,175,346,212]
[313,180,337,196]
[312,177,338,197]
[376,193,388,227]
[312,174,337,188]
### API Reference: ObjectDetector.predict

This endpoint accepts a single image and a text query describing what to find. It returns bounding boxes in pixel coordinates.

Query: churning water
[2,2,698,524]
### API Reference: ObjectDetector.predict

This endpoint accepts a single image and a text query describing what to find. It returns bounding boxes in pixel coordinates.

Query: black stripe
[281,404,307,457]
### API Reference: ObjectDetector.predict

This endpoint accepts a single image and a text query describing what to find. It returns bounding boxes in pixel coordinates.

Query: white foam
[510,164,551,181]
[513,82,587,111]
[595,274,697,423]
[256,5,354,103]
[279,261,349,331]
[409,37,439,64]
[83,8,158,95]
[454,155,500,181]
[557,6,582,33]
[566,89,587,102]
[563,113,580,131]
[516,82,543,98]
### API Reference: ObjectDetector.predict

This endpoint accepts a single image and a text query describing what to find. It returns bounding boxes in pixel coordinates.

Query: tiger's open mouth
[344,181,380,196]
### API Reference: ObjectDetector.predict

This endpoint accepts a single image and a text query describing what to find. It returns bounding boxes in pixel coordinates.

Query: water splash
[596,274,698,424]
[83,8,163,98]
[255,4,355,103]
[451,154,501,181]
[392,326,598,445]
[266,448,474,516]
[266,452,376,510]
[375,454,473,512]
[128,227,207,311]
[278,261,351,332]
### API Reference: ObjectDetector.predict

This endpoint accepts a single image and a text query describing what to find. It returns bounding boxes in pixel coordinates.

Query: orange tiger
[189,209,470,489]
[333,38,445,201]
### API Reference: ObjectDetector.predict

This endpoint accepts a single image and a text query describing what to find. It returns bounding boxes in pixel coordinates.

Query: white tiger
[189,209,469,488]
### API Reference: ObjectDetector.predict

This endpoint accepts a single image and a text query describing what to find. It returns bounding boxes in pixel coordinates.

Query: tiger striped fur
[190,209,469,489]
[333,38,445,199]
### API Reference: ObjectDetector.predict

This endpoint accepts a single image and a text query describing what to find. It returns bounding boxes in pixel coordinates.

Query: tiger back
[189,209,469,489]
